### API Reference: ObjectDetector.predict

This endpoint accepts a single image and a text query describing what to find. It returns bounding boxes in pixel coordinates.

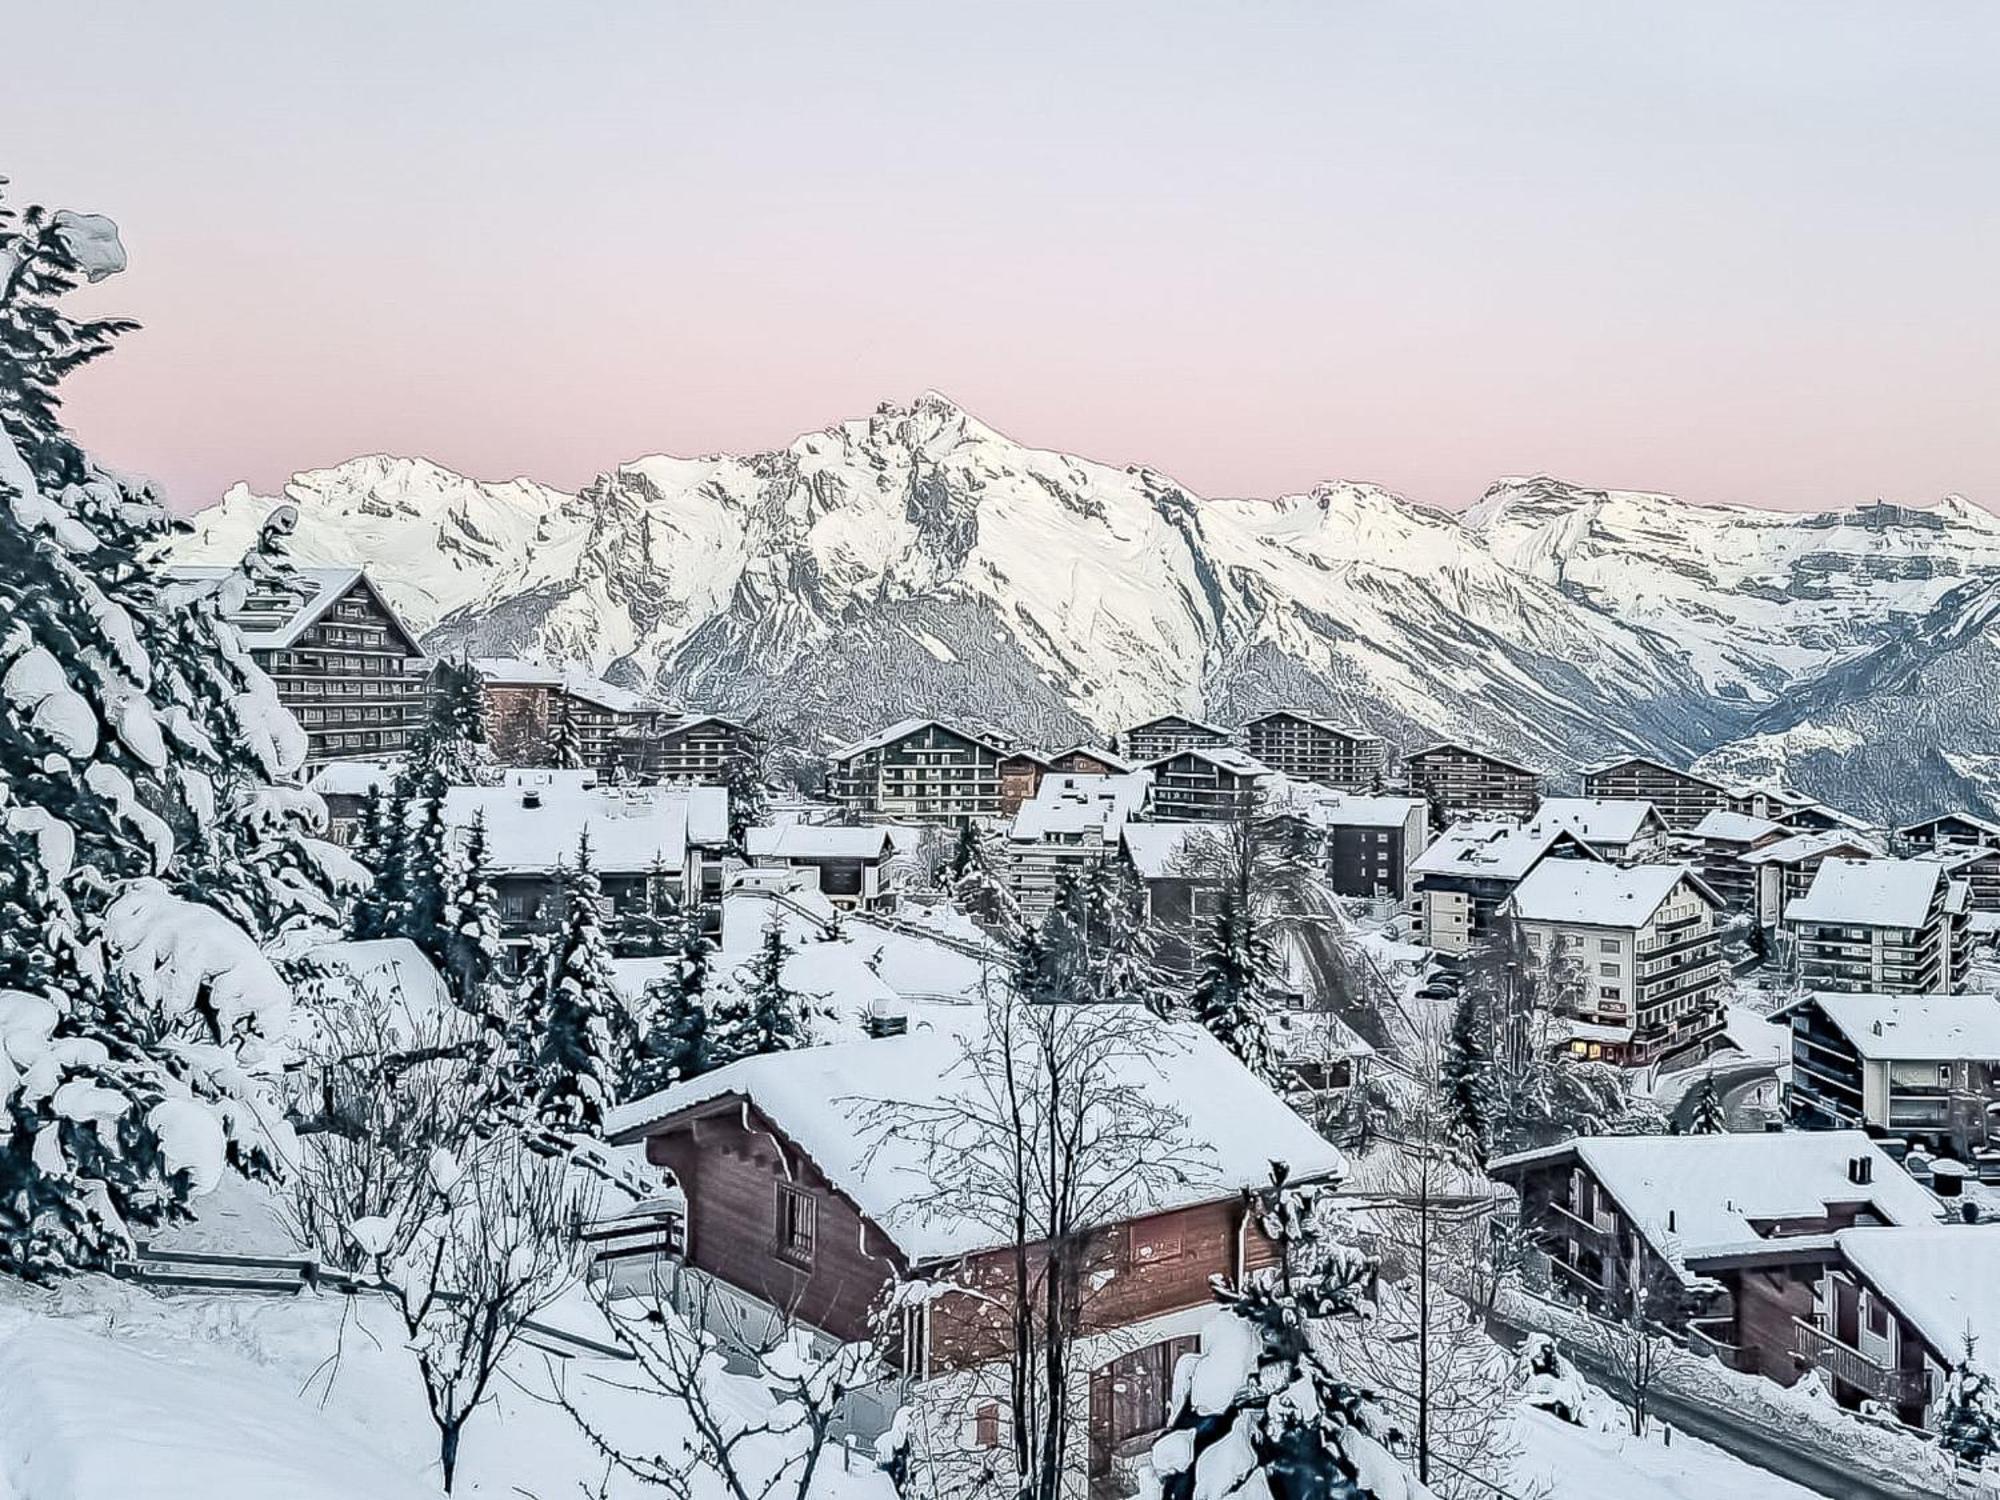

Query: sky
[8,2,1999,514]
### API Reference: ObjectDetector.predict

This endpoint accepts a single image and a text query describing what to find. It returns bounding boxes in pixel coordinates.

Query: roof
[1506,860,1717,929]
[1900,812,2000,843]
[305,759,396,798]
[465,656,563,687]
[296,938,454,1038]
[1120,822,1227,880]
[1489,1131,1937,1274]
[1401,741,1543,778]
[658,713,748,740]
[439,784,729,874]
[1409,819,1599,882]
[1051,744,1135,773]
[1528,797,1669,847]
[1835,1226,2000,1366]
[559,667,664,715]
[170,565,423,654]
[605,1010,1346,1262]
[1122,713,1228,738]
[1242,709,1381,743]
[1144,745,1272,778]
[1010,772,1153,842]
[1580,754,1724,789]
[830,717,1008,762]
[1785,857,1946,928]
[745,824,897,861]
[1793,991,2000,1062]
[1303,793,1426,831]
[1689,809,1787,844]
[1739,828,1880,867]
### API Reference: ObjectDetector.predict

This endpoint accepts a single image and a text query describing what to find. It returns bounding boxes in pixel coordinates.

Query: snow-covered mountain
[178,394,2000,821]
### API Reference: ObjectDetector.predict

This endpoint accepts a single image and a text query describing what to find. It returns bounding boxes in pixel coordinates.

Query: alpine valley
[176,393,2000,824]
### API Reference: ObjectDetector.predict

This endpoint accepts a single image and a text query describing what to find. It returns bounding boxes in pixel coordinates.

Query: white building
[1785,857,1972,995]
[1526,797,1672,863]
[1005,771,1153,923]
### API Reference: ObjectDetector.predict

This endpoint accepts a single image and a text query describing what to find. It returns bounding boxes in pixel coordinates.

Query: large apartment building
[1239,710,1385,790]
[1408,819,1598,957]
[1142,746,1272,822]
[1004,771,1153,924]
[1781,990,2000,1158]
[173,566,427,767]
[1401,742,1540,825]
[468,658,672,773]
[1118,714,1229,765]
[1581,755,1767,830]
[829,718,1008,825]
[613,713,757,785]
[1784,857,1972,995]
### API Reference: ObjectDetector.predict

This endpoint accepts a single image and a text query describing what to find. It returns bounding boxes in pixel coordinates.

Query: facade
[1005,772,1153,925]
[1739,829,1880,931]
[1898,812,2000,852]
[1408,820,1599,958]
[1922,844,2000,914]
[1781,990,2000,1157]
[174,566,426,766]
[304,759,394,845]
[1117,714,1229,766]
[829,719,1009,825]
[603,1017,1344,1486]
[1142,746,1271,822]
[1239,711,1385,791]
[1401,742,1540,825]
[617,713,756,786]
[468,658,672,773]
[997,751,1053,816]
[1505,862,1726,1065]
[1525,798,1671,863]
[1120,822,1228,976]
[1267,785,1429,901]
[1686,809,1788,913]
[555,674,674,774]
[1580,756,1751,830]
[742,825,898,909]
[1784,857,1972,995]
[1046,745,1134,777]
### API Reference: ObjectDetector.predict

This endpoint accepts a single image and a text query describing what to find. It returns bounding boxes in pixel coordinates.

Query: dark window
[776,1184,816,1265]
[974,1402,1001,1448]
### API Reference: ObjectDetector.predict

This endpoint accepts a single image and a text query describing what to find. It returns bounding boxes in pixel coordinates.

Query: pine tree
[1084,857,1160,1010]
[441,809,504,1016]
[0,188,295,1274]
[613,857,681,958]
[1153,1165,1429,1500]
[516,831,630,1132]
[407,659,493,791]
[713,908,816,1061]
[353,778,415,940]
[1440,987,1496,1157]
[1189,880,1281,1085]
[722,732,770,850]
[398,791,452,961]
[951,823,1020,935]
[625,904,718,1097]
[1689,1074,1728,1135]
[547,693,584,770]
[1942,1335,2000,1469]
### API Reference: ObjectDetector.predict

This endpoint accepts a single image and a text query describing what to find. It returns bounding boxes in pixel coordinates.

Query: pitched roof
[1144,745,1272,778]
[604,1009,1346,1261]
[440,784,728,874]
[1790,990,2000,1062]
[1010,772,1153,842]
[830,717,1008,762]
[1049,744,1135,773]
[1242,709,1381,742]
[1835,1226,2000,1366]
[1528,797,1669,847]
[305,759,396,797]
[1402,741,1542,778]
[1120,822,1227,880]
[1738,828,1880,867]
[170,565,423,654]
[1689,809,1787,844]
[1900,811,2000,843]
[745,824,897,861]
[1122,713,1229,737]
[1506,860,1717,928]
[1785,857,1947,928]
[1409,819,1599,881]
[1579,753,1725,789]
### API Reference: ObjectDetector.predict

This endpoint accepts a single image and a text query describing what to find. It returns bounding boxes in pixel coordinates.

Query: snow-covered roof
[1527,798,1667,847]
[1506,860,1717,929]
[466,656,563,686]
[1261,780,1422,830]
[440,784,728,874]
[1785,857,1946,928]
[1243,709,1381,742]
[1268,1008,1377,1061]
[465,658,664,714]
[1120,822,1227,880]
[1835,1225,2000,1366]
[1738,828,1880,867]
[559,667,663,715]
[295,938,455,1038]
[1899,812,2000,843]
[1491,1131,1937,1274]
[1689,809,1786,844]
[605,1010,1347,1261]
[830,717,1008,761]
[1409,820,1598,881]
[170,564,422,654]
[1579,753,1725,789]
[305,759,396,797]
[1050,744,1135,772]
[1144,744,1272,778]
[1123,713,1229,737]
[1402,741,1542,777]
[498,767,600,791]
[1795,991,2000,1061]
[745,824,896,861]
[1010,772,1153,842]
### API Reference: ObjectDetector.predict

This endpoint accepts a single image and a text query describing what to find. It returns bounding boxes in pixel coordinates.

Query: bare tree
[852,981,1203,1500]
[1574,1239,1686,1437]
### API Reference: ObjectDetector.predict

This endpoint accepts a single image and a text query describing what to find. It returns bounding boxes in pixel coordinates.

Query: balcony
[1790,1319,1927,1406]
[1547,1199,1618,1242]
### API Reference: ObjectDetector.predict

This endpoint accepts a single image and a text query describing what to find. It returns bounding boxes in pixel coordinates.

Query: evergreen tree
[406,659,492,792]
[1189,879,1281,1085]
[1153,1165,1429,1500]
[546,693,584,770]
[951,822,1020,935]
[1689,1074,1728,1135]
[353,778,415,941]
[612,857,681,958]
[1083,857,1160,1010]
[1942,1336,2000,1469]
[0,188,295,1274]
[624,904,718,1097]
[398,791,452,960]
[516,831,630,1132]
[721,730,770,851]
[1440,987,1496,1154]
[441,809,504,1016]
[713,908,816,1061]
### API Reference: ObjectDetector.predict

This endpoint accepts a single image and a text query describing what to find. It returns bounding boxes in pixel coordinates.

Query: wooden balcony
[1791,1319,1927,1406]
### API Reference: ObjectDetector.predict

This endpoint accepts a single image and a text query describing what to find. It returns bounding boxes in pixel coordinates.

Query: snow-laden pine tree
[0,189,302,1274]
[713,907,817,1061]
[546,692,584,771]
[351,777,415,941]
[393,789,453,962]
[441,809,505,1019]
[1189,878,1282,1085]
[722,728,770,850]
[1942,1336,2000,1468]
[624,903,718,1097]
[1688,1075,1728,1135]
[950,822,1020,936]
[516,831,630,1132]
[1152,1166,1434,1500]
[407,658,493,793]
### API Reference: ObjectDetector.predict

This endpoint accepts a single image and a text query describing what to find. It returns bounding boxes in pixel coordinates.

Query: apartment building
[1784,858,1972,995]
[1400,742,1540,825]
[1527,798,1672,863]
[616,713,757,786]
[1005,771,1153,924]
[1409,819,1599,957]
[1142,746,1272,822]
[829,718,1008,825]
[1118,714,1229,765]
[1239,710,1385,790]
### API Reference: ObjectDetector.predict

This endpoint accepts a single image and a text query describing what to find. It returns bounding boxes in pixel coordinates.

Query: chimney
[521,789,542,810]
[1849,1154,1873,1186]
[866,994,909,1039]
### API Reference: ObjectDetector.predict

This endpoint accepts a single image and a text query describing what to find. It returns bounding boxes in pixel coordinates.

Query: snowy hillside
[179,396,2000,816]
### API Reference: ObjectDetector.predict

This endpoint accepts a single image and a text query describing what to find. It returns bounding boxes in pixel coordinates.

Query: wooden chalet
[1239,710,1385,791]
[829,718,1009,826]
[616,713,757,786]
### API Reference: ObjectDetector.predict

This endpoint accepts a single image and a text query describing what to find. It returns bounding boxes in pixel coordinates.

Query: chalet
[1268,784,1429,901]
[1239,710,1385,791]
[1580,755,1766,830]
[1408,819,1599,958]
[1503,862,1726,1066]
[1738,828,1880,931]
[1526,798,1671,864]
[1120,822,1228,974]
[439,783,730,966]
[1686,809,1789,913]
[616,713,757,786]
[997,749,1054,816]
[1487,1131,1935,1346]
[743,824,898,910]
[1779,990,2000,1158]
[1785,858,1971,995]
[1118,714,1229,766]
[1046,745,1134,777]
[1898,812,2000,852]
[1142,746,1272,822]
[305,759,395,845]
[1006,772,1154,924]
[829,719,1008,826]
[603,1012,1345,1484]
[1400,742,1540,825]
[560,673,674,773]
[466,658,673,773]
[172,565,427,766]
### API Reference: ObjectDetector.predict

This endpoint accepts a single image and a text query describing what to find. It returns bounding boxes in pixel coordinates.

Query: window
[974,1402,1001,1448]
[775,1184,816,1265]
[1598,963,1620,978]
[1600,938,1619,954]
[1131,1217,1184,1265]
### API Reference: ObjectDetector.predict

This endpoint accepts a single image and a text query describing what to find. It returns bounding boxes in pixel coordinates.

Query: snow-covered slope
[177,397,2000,815]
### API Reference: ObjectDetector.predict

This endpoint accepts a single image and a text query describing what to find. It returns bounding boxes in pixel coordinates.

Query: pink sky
[11,2,2000,513]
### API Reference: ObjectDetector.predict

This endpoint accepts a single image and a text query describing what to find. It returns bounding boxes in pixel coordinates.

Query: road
[1663,1055,1783,1132]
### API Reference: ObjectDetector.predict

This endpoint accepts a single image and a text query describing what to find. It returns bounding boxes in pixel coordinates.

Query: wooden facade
[1241,711,1385,791]
[830,720,1008,825]
[1118,715,1228,766]
[1401,743,1540,825]
[1143,748,1269,823]
[618,715,757,786]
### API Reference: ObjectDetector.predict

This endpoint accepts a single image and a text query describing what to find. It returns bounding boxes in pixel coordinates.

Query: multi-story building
[1897,812,2000,852]
[616,713,757,786]
[1780,989,2000,1158]
[997,750,1053,816]
[1785,857,1972,995]
[1119,822,1229,975]
[467,658,672,773]
[1922,844,2000,913]
[829,719,1008,825]
[1005,772,1153,924]
[1686,809,1789,913]
[1045,745,1134,777]
[742,825,898,910]
[1401,742,1540,825]
[174,566,427,766]
[1269,784,1430,901]
[562,675,675,773]
[1504,861,1726,1065]
[1408,819,1599,957]
[1526,798,1671,863]
[1581,755,1793,831]
[1141,746,1272,822]
[1738,828,1880,931]
[1118,714,1229,765]
[1239,711,1385,790]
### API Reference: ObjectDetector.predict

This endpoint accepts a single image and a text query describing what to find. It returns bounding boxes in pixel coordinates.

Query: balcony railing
[1791,1319,1927,1406]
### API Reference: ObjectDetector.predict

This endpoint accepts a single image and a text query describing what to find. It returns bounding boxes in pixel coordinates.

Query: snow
[1528,796,1667,847]
[1785,856,1946,927]
[1409,819,1600,881]
[1791,989,2000,1061]
[1509,1406,1825,1500]
[745,824,896,861]
[305,759,396,797]
[4,643,98,758]
[1140,744,1271,778]
[1688,809,1786,843]
[145,1099,229,1195]
[605,1009,1346,1261]
[441,783,728,874]
[1120,821,1227,880]
[100,879,291,1036]
[831,717,1008,761]
[1009,771,1152,841]
[1836,1224,2000,1368]
[1505,860,1710,928]
[48,210,128,282]
[1738,829,1880,867]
